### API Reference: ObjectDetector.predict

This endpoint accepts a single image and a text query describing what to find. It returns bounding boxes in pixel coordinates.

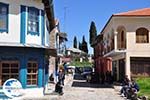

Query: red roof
[114,8,150,16]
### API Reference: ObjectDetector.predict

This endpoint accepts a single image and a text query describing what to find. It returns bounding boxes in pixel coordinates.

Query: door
[119,59,125,82]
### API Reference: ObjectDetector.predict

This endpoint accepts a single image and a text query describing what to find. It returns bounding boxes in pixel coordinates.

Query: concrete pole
[125,53,131,79]
[114,31,118,50]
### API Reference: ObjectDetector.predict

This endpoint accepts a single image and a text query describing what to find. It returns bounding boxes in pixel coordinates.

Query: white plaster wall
[113,17,150,56]
[0,0,45,47]
[0,0,21,43]
[26,34,42,45]
[44,16,50,46]
[102,19,113,40]
[113,17,150,78]
[45,25,50,46]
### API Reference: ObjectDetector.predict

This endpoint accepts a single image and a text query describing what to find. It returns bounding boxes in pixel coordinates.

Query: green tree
[81,36,88,53]
[73,36,77,48]
[78,42,82,50]
[89,21,97,47]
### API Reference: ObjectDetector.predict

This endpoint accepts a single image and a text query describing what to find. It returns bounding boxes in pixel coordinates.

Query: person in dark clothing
[123,75,130,86]
[55,81,63,94]
[55,68,65,95]
[125,79,140,99]
[120,75,130,95]
[131,79,140,92]
[101,72,105,84]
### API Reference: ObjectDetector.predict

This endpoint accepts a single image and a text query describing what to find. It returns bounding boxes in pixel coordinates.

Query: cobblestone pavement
[24,74,124,100]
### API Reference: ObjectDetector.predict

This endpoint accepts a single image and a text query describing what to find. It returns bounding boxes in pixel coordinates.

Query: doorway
[119,59,125,82]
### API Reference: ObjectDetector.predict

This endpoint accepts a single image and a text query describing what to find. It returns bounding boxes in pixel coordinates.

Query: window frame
[27,61,38,86]
[27,7,39,35]
[136,28,149,43]
[0,2,9,33]
[0,61,19,86]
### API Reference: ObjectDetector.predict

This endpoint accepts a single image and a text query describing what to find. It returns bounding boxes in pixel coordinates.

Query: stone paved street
[53,74,124,100]
[27,74,124,100]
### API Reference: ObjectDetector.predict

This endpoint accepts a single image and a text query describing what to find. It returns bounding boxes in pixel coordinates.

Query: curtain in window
[136,28,149,43]
[28,7,39,34]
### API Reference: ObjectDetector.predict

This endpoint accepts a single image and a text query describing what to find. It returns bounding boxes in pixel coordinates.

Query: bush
[136,78,150,99]
[69,61,93,67]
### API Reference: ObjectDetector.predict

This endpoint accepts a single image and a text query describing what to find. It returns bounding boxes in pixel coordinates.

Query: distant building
[0,0,55,89]
[94,8,150,81]
[66,47,91,64]
[56,31,68,64]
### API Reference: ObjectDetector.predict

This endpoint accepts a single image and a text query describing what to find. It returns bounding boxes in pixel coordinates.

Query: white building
[101,8,150,81]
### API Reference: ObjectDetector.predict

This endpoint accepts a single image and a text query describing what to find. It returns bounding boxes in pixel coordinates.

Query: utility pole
[63,0,68,55]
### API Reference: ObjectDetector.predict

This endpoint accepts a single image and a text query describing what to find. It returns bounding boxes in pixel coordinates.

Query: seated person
[130,79,140,92]
[125,79,140,99]
[120,75,130,95]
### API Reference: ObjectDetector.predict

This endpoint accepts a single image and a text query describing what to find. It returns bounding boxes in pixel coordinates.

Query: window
[27,61,38,85]
[136,28,149,43]
[121,31,124,42]
[0,61,19,86]
[131,58,150,77]
[28,7,39,35]
[0,2,8,32]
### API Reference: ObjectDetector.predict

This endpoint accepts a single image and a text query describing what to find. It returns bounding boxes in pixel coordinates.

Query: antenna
[64,0,68,32]
[63,0,68,51]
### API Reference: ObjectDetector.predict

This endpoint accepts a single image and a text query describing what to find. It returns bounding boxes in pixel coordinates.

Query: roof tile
[114,8,150,16]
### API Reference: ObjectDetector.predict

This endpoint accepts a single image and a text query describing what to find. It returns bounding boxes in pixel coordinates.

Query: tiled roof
[101,8,150,34]
[114,8,150,16]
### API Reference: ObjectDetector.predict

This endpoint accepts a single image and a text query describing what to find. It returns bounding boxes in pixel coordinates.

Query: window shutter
[20,5,26,44]
[41,10,45,45]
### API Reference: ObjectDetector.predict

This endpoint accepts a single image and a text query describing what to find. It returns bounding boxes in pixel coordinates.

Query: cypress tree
[89,21,97,47]
[73,36,77,48]
[82,36,88,53]
[78,42,82,50]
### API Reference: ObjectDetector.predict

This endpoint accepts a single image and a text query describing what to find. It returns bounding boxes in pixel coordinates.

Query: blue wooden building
[0,0,55,88]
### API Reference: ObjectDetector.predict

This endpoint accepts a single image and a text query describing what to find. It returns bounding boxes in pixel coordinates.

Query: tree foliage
[78,42,82,50]
[89,21,97,47]
[69,60,93,67]
[81,35,88,53]
[73,36,77,48]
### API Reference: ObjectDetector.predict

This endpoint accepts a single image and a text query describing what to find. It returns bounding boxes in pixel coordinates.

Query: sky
[53,0,150,54]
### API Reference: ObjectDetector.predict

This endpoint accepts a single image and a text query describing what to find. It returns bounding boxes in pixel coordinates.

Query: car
[81,67,93,78]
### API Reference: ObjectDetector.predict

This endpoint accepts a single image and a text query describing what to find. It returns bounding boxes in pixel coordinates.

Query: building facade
[93,34,112,83]
[95,8,150,81]
[0,0,55,89]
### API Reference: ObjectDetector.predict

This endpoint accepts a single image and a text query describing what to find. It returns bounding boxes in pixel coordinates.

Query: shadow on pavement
[72,74,113,88]
[73,74,85,80]
[71,81,114,88]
